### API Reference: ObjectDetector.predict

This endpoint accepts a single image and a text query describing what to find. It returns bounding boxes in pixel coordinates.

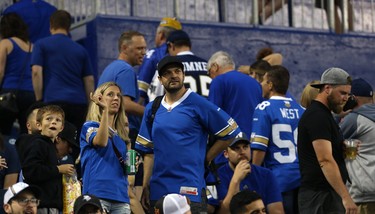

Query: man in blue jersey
[3,0,57,43]
[137,17,182,105]
[207,51,263,164]
[98,30,146,145]
[208,133,284,214]
[135,56,240,214]
[251,65,304,214]
[31,10,95,138]
[166,30,211,98]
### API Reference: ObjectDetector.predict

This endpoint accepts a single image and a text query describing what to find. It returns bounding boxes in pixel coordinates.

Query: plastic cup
[344,139,360,160]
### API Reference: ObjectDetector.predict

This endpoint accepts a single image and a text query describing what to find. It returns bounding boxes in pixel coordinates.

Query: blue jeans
[99,199,131,214]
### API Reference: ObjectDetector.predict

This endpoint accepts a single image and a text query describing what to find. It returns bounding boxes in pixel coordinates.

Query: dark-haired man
[136,56,240,213]
[166,30,210,98]
[209,134,283,214]
[251,65,304,214]
[31,10,95,137]
[230,190,266,214]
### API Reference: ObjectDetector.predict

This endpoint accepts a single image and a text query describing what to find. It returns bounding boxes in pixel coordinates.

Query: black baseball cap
[167,30,191,44]
[157,56,184,76]
[73,194,103,214]
[229,132,250,148]
[58,121,78,148]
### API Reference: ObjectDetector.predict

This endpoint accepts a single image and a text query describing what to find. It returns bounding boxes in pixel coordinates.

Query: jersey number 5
[272,124,298,164]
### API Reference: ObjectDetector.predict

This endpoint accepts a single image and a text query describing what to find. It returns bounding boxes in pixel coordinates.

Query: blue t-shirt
[31,34,94,104]
[98,60,141,130]
[209,70,262,164]
[80,121,130,203]
[135,89,240,202]
[209,70,262,139]
[251,96,305,192]
[3,0,57,43]
[209,163,282,207]
[1,38,32,91]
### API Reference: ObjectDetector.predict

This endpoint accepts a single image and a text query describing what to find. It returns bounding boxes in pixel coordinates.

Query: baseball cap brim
[157,56,184,76]
[229,137,250,147]
[4,185,41,204]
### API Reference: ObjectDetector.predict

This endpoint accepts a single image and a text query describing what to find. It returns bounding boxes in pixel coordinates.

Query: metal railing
[0,0,374,34]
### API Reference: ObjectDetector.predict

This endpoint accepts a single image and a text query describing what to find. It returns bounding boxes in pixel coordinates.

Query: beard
[163,81,184,94]
[327,93,343,114]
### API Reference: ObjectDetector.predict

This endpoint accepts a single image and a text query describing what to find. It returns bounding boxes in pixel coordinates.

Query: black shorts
[298,187,345,214]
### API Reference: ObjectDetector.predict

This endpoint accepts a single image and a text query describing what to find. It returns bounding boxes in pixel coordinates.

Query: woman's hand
[90,92,107,109]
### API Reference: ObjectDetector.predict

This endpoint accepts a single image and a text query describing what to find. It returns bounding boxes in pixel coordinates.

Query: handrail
[0,0,374,34]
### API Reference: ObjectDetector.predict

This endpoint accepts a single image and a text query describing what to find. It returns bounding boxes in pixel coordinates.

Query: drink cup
[344,139,360,160]
[126,149,137,175]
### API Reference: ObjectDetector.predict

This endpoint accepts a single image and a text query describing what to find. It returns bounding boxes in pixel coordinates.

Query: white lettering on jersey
[182,62,208,71]
[256,101,271,110]
[279,108,300,119]
[145,49,155,59]
[183,75,211,97]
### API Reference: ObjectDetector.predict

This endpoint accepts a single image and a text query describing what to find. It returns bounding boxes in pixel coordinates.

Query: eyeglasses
[11,198,40,206]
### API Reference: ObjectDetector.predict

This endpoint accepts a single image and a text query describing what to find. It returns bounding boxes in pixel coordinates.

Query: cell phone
[343,95,358,111]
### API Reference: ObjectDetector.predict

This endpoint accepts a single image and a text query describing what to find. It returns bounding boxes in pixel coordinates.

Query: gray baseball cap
[311,67,352,88]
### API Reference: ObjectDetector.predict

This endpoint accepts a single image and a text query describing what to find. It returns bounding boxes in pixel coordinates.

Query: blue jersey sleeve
[135,102,154,154]
[80,121,99,148]
[137,49,159,98]
[200,99,240,140]
[251,101,271,151]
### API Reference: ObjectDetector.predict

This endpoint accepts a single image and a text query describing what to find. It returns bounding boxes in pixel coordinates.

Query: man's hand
[342,195,358,214]
[232,160,251,182]
[141,185,151,212]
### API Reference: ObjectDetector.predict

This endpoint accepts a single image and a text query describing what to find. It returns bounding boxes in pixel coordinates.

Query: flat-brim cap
[157,56,184,76]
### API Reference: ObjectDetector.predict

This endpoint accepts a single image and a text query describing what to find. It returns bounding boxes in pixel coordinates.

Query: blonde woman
[80,82,131,214]
[300,80,320,108]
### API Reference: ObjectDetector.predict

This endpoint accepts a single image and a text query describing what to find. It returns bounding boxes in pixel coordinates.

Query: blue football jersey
[135,89,240,202]
[251,96,305,192]
[137,44,168,103]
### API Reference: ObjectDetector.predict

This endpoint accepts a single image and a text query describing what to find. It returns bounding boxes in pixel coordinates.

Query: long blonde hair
[86,82,130,143]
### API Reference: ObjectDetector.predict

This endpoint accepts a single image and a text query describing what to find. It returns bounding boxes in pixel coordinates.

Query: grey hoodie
[340,103,375,203]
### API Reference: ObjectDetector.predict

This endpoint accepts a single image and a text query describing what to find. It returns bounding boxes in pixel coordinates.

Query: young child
[21,105,75,213]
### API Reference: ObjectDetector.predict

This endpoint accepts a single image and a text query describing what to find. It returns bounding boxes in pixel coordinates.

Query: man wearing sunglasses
[3,182,40,214]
